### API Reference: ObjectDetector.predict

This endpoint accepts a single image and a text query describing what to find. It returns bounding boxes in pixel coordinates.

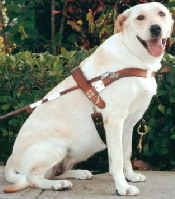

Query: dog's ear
[114,10,130,34]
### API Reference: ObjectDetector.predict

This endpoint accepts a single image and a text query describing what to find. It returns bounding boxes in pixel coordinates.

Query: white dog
[3,2,173,196]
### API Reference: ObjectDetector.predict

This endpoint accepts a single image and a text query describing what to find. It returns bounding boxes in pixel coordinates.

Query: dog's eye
[136,15,145,20]
[159,11,166,17]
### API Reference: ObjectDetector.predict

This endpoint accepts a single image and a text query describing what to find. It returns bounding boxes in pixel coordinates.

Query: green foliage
[4,0,37,50]
[65,0,115,49]
[3,0,65,52]
[0,49,93,162]
[2,0,175,53]
[63,0,175,50]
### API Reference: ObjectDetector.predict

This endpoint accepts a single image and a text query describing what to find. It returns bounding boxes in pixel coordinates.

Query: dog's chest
[100,77,157,114]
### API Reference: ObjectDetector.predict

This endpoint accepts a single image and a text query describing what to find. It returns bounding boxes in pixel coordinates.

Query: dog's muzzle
[137,34,166,57]
[136,24,168,57]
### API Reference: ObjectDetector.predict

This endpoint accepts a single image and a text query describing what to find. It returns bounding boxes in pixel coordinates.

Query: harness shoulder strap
[71,67,105,109]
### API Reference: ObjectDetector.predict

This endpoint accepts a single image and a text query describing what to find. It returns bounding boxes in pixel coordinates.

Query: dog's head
[114,2,174,58]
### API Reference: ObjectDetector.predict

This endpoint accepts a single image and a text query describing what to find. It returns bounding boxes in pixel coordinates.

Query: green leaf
[0,96,12,103]
[143,144,152,157]
[7,4,21,13]
[1,104,11,110]
[8,119,19,127]
[159,148,169,155]
[24,20,35,29]
[157,90,167,96]
[2,130,8,137]
[165,108,171,116]
[158,104,165,114]
[170,135,175,140]
[18,24,29,40]
[169,96,175,103]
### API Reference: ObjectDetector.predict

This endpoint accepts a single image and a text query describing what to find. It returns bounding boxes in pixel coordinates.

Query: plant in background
[1,0,174,53]
[3,0,65,53]
[64,0,112,49]
[3,0,36,51]
[0,1,7,53]
[64,0,132,49]
[64,0,173,49]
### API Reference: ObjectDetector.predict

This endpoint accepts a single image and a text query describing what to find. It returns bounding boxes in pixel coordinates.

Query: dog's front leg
[123,116,146,183]
[105,118,140,196]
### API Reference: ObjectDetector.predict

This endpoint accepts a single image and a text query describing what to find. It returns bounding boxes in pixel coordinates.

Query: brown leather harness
[71,67,155,143]
[71,67,155,109]
[0,67,155,143]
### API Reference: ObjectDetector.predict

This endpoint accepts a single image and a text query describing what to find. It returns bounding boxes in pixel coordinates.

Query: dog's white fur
[4,2,173,196]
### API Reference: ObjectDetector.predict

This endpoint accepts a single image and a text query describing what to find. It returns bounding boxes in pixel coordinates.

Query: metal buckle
[101,72,116,79]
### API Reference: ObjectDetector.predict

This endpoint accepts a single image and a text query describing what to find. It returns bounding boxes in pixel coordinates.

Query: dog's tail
[3,156,29,193]
[3,178,29,193]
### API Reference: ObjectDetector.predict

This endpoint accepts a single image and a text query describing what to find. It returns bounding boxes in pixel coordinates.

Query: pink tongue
[147,38,164,57]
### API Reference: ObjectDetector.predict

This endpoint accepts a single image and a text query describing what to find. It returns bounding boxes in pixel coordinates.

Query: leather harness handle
[71,67,105,109]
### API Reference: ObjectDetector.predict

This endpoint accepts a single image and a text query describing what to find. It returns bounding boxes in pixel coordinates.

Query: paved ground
[0,166,175,199]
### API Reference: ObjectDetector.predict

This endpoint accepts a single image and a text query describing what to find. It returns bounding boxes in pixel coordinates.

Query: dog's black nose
[150,25,161,37]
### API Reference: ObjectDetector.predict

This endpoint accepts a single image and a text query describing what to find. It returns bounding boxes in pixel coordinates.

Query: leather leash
[0,67,155,121]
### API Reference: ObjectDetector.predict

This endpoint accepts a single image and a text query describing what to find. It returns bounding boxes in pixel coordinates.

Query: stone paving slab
[0,166,175,199]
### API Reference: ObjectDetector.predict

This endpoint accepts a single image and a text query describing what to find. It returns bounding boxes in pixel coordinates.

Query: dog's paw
[59,169,93,180]
[125,172,146,182]
[116,184,140,196]
[71,170,93,180]
[52,180,73,191]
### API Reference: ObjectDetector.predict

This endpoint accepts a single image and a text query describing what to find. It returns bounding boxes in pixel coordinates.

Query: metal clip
[137,121,148,153]
[101,72,116,79]
[101,72,110,78]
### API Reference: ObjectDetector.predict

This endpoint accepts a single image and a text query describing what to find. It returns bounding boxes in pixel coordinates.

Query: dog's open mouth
[137,36,166,57]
